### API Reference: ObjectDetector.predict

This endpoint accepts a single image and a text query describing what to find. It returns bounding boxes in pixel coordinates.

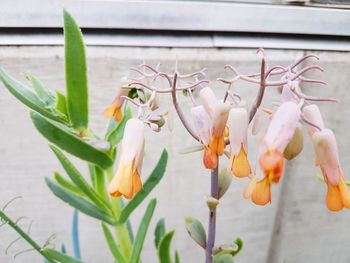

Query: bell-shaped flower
[246,101,300,206]
[108,118,144,199]
[312,129,350,211]
[191,105,216,168]
[104,86,129,122]
[208,101,230,167]
[227,107,251,177]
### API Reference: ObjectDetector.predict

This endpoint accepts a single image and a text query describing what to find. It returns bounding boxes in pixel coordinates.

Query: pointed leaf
[42,248,83,263]
[218,168,232,199]
[185,217,207,250]
[231,238,243,257]
[27,74,55,107]
[50,145,111,214]
[154,218,166,248]
[119,150,168,223]
[101,223,127,263]
[72,210,81,259]
[0,68,65,123]
[31,112,113,168]
[55,91,68,116]
[54,172,85,197]
[130,199,157,263]
[175,251,180,263]
[46,178,115,225]
[158,231,175,263]
[64,9,88,130]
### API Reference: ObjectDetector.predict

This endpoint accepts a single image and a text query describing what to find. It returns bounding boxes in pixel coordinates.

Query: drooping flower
[104,86,129,122]
[227,107,251,177]
[302,104,325,137]
[191,105,216,168]
[198,87,230,169]
[312,129,350,211]
[108,118,144,199]
[246,101,301,205]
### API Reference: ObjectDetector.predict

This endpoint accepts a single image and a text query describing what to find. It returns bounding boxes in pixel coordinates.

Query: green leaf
[26,74,55,107]
[158,231,175,263]
[213,252,234,263]
[184,217,207,250]
[101,223,127,263]
[106,107,132,146]
[55,91,68,116]
[50,145,112,214]
[88,164,108,201]
[119,150,168,223]
[129,199,157,263]
[30,112,113,169]
[54,172,85,197]
[0,68,65,123]
[42,248,83,263]
[175,251,180,263]
[64,9,88,130]
[46,178,115,225]
[231,238,243,257]
[154,218,166,248]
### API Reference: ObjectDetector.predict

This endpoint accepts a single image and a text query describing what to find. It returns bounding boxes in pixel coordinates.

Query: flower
[104,86,128,122]
[191,105,216,168]
[227,107,251,177]
[312,129,350,211]
[108,118,144,199]
[302,104,325,137]
[198,87,230,169]
[246,101,301,205]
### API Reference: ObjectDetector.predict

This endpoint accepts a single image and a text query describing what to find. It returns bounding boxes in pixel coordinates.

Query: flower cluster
[104,50,349,211]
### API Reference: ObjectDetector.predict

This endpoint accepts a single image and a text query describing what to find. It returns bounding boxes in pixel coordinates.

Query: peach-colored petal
[203,147,217,169]
[338,176,350,208]
[231,146,251,178]
[326,181,343,212]
[243,177,257,199]
[228,107,248,155]
[121,119,145,165]
[211,101,230,138]
[252,177,271,206]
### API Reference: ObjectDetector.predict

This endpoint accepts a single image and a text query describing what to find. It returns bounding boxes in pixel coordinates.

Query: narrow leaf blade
[64,9,88,129]
[101,223,127,263]
[154,218,166,248]
[158,231,175,263]
[130,199,157,263]
[43,248,83,263]
[30,112,113,169]
[72,210,81,259]
[46,178,115,225]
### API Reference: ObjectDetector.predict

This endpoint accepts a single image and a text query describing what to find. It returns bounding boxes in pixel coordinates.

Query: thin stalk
[206,165,219,263]
[0,210,55,263]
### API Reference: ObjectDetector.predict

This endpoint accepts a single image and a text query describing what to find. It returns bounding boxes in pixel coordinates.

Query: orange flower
[312,129,350,211]
[108,119,144,199]
[227,107,251,177]
[104,86,128,122]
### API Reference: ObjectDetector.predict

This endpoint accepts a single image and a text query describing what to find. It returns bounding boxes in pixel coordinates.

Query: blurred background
[0,0,349,262]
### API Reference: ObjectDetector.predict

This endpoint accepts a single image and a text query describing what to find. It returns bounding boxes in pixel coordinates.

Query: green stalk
[0,210,55,263]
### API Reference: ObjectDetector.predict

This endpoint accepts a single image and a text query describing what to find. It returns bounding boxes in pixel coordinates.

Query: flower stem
[0,210,55,263]
[206,165,219,263]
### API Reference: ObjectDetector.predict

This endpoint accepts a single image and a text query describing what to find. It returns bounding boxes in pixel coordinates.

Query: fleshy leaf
[31,112,113,169]
[185,217,207,250]
[218,168,233,199]
[42,248,83,263]
[154,218,166,248]
[213,252,234,263]
[106,107,132,146]
[46,178,115,225]
[129,199,157,263]
[158,231,175,263]
[55,91,68,116]
[72,210,81,259]
[64,9,88,130]
[119,150,168,223]
[102,223,127,263]
[0,68,66,123]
